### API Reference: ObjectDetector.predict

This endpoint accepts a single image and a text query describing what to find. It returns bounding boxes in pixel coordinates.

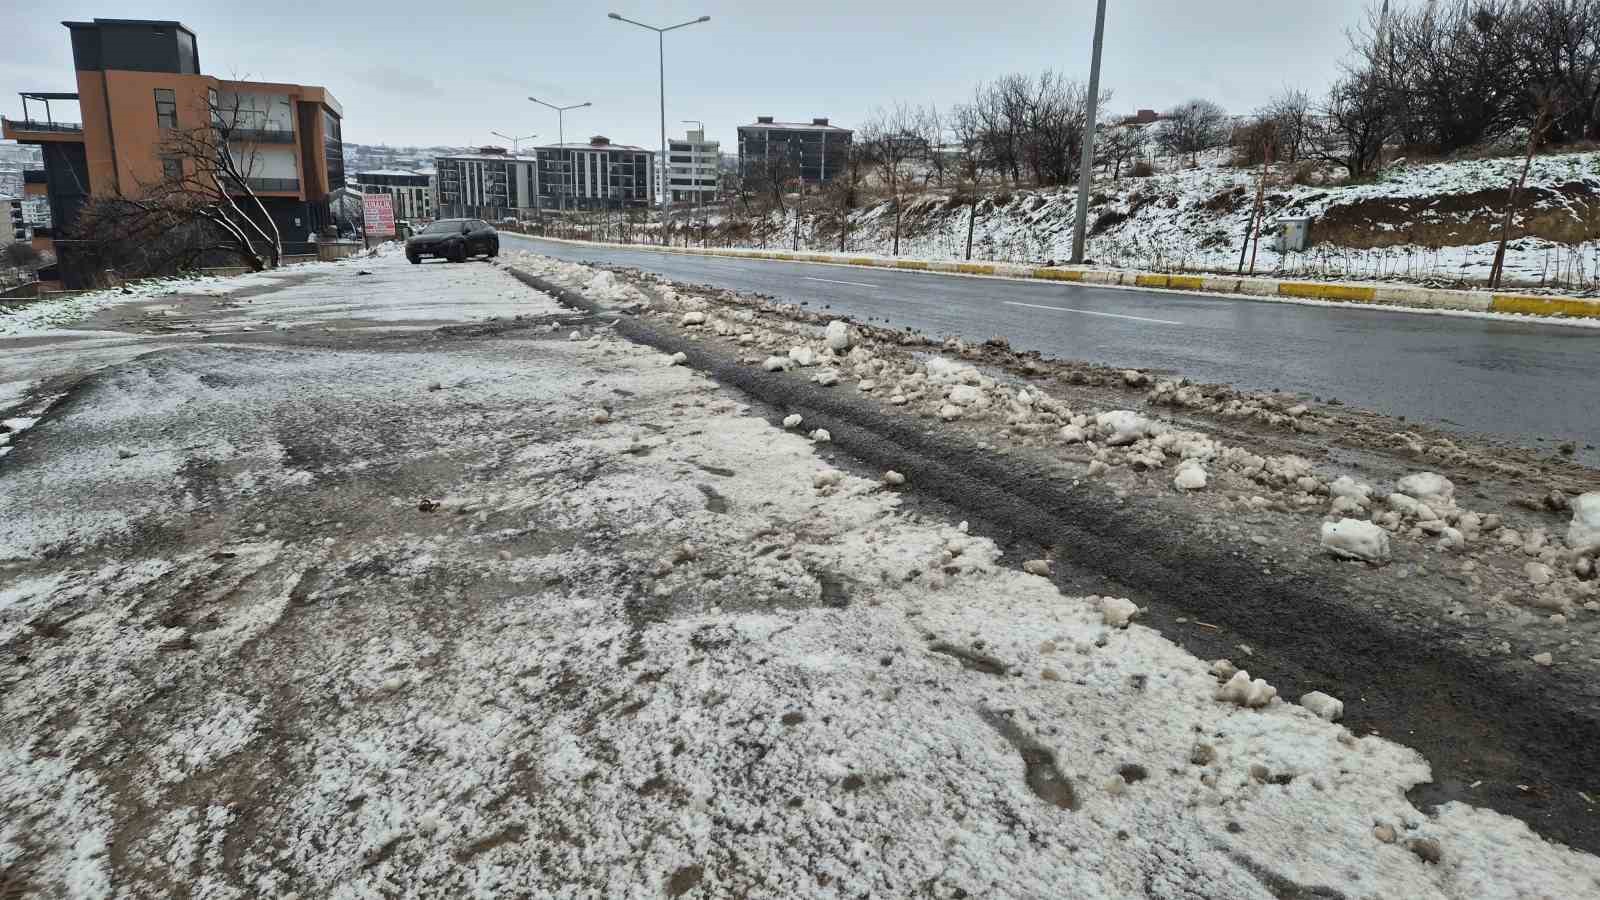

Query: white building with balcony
[666,129,719,204]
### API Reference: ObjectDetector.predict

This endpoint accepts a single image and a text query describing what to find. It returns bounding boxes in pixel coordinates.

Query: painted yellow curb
[1278,282,1378,303]
[1031,267,1082,281]
[1490,294,1600,318]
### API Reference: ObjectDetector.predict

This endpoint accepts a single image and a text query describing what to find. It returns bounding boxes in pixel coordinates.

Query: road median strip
[512,234,1600,321]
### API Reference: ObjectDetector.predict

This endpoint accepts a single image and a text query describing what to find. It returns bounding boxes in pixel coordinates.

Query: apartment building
[2,19,345,288]
[736,117,853,185]
[433,148,536,220]
[534,136,655,211]
[666,129,719,203]
[355,170,433,222]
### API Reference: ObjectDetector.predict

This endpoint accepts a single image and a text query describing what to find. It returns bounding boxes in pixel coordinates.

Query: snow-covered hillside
[697,151,1600,290]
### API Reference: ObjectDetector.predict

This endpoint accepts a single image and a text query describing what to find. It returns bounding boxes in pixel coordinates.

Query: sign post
[362,194,396,247]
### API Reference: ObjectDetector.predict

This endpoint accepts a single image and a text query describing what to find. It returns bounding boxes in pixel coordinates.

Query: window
[161,158,181,180]
[154,88,177,129]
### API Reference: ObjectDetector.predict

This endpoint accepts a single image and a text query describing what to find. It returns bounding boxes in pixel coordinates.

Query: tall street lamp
[607,12,711,244]
[530,97,591,211]
[490,130,537,157]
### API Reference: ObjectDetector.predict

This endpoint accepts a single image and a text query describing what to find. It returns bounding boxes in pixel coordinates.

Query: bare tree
[1313,66,1398,177]
[1490,88,1568,287]
[2,241,42,272]
[1158,99,1229,165]
[1100,121,1148,180]
[861,103,925,256]
[1263,88,1314,164]
[819,143,868,252]
[916,104,948,186]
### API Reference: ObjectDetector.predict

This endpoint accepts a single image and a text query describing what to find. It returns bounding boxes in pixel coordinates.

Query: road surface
[506,234,1599,464]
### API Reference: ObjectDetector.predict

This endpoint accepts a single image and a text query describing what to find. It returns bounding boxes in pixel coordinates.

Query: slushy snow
[1321,518,1392,564]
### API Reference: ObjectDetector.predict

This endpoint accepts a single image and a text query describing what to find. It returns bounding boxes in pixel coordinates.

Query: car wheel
[488,242,499,258]
[407,253,420,265]
[450,242,467,263]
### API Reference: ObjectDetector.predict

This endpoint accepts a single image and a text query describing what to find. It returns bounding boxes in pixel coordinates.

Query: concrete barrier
[517,236,1600,321]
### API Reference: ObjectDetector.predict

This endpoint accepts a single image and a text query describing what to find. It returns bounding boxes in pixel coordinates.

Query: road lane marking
[1003,300,1181,326]
[804,276,878,288]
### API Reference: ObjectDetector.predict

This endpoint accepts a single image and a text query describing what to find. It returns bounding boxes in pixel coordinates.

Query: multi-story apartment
[737,117,853,185]
[355,170,433,222]
[534,136,655,211]
[666,129,719,204]
[2,19,345,288]
[433,148,536,220]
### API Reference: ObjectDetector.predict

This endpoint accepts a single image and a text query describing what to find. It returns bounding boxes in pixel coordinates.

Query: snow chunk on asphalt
[939,404,963,421]
[1569,492,1600,556]
[948,384,983,406]
[1217,670,1278,708]
[1173,462,1208,491]
[788,347,818,367]
[926,356,980,385]
[668,352,688,366]
[1100,596,1140,627]
[1329,476,1373,508]
[1300,691,1345,722]
[825,320,853,351]
[812,369,840,387]
[1096,410,1151,447]
[809,429,831,443]
[812,469,843,488]
[1023,559,1052,576]
[1321,518,1391,564]
[782,414,803,430]
[681,311,706,326]
[883,470,906,486]
[1059,424,1086,444]
[762,356,791,372]
[1397,472,1456,509]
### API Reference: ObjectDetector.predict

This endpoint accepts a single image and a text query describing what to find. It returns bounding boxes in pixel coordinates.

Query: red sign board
[363,194,395,237]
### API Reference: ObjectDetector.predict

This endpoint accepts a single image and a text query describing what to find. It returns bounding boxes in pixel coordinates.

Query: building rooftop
[739,119,852,133]
[356,169,429,178]
[536,142,652,153]
[434,152,539,162]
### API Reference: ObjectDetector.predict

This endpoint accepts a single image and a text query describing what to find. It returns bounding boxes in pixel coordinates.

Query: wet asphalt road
[505,234,1599,464]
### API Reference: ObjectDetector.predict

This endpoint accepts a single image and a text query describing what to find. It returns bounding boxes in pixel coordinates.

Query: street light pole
[530,97,592,212]
[608,12,711,246]
[1070,0,1108,265]
[490,130,537,157]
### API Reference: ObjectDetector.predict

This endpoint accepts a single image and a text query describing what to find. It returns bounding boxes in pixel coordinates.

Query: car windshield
[423,220,464,234]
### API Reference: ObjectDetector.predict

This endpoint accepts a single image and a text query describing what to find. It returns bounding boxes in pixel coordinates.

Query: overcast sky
[3,1,1371,152]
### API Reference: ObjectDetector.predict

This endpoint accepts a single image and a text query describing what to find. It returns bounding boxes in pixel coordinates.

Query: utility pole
[1070,0,1108,265]
[530,97,591,212]
[608,12,711,246]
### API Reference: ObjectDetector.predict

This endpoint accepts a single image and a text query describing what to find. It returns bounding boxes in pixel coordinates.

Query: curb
[510,234,1600,321]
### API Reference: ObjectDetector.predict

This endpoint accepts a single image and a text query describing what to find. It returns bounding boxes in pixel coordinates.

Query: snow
[1099,596,1140,627]
[1096,410,1153,446]
[1321,518,1393,565]
[809,428,831,443]
[1397,472,1457,511]
[1300,691,1345,722]
[1569,492,1600,556]
[883,469,906,485]
[1216,670,1279,708]
[782,414,803,429]
[9,246,1600,896]
[762,355,790,372]
[1173,461,1208,491]
[824,319,852,351]
[787,346,818,367]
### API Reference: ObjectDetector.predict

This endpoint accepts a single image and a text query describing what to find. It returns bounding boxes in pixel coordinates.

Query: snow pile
[1570,492,1600,557]
[1099,596,1140,627]
[1173,461,1208,491]
[1321,518,1392,565]
[1216,670,1278,708]
[825,320,852,351]
[1300,691,1345,722]
[1095,410,1153,447]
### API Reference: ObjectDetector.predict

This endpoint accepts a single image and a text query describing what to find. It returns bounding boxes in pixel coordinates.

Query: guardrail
[2,117,82,133]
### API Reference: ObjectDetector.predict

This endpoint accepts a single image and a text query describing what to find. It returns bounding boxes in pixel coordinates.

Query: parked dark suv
[406,218,498,263]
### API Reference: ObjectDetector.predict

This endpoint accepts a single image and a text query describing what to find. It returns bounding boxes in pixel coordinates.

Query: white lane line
[1003,300,1182,326]
[804,276,878,288]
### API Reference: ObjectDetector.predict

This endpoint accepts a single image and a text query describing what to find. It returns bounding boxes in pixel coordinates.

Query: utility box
[1274,216,1312,253]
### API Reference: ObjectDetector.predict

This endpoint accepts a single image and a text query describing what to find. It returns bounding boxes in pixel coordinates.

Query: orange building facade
[3,19,344,288]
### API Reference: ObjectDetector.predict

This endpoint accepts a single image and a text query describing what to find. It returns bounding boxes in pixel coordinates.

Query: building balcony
[2,116,84,142]
[226,175,301,194]
[225,127,296,144]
